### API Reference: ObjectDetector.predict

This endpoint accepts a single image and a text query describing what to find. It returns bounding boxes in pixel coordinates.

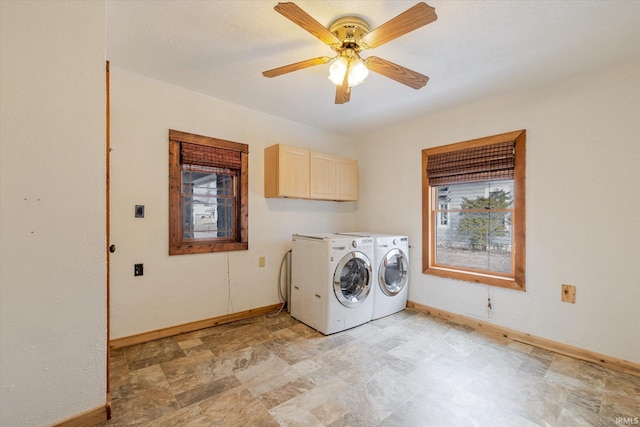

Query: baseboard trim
[109,303,283,350]
[407,301,640,378]
[52,403,108,427]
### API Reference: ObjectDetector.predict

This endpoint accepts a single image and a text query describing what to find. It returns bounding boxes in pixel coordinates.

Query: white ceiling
[106,1,640,137]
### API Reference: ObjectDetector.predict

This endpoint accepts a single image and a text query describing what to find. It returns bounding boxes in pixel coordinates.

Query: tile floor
[101,309,640,426]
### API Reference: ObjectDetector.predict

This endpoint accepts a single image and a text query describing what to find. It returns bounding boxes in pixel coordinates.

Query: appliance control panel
[359,238,373,250]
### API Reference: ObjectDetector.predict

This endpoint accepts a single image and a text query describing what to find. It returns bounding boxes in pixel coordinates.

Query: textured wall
[0,1,107,426]
[108,67,358,339]
[355,57,640,364]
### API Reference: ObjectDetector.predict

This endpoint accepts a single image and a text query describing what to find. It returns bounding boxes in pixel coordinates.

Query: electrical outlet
[135,205,145,218]
[258,256,266,268]
[134,263,144,276]
[562,284,576,303]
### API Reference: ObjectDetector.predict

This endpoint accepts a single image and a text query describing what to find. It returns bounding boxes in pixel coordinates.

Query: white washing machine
[337,232,409,320]
[291,233,374,334]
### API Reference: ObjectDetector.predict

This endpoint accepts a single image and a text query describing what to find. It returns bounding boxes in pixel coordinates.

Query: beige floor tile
[99,310,640,427]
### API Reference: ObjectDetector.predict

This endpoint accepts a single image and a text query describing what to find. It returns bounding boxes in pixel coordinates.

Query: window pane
[434,180,513,274]
[182,170,236,240]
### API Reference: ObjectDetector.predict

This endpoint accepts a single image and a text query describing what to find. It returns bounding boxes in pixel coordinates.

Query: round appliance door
[379,248,408,296]
[333,251,372,307]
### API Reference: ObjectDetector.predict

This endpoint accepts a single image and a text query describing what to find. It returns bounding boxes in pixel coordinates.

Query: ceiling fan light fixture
[328,55,369,87]
[328,56,349,85]
[347,56,369,87]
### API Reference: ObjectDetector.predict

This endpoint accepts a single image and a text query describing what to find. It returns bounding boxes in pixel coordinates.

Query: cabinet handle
[294,286,299,290]
[315,294,321,299]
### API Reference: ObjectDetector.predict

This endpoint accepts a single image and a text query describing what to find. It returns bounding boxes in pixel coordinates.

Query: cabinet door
[310,151,336,200]
[280,145,310,198]
[264,144,309,198]
[335,156,358,201]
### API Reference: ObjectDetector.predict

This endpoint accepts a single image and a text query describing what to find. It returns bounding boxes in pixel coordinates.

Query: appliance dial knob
[393,239,398,245]
[352,240,358,248]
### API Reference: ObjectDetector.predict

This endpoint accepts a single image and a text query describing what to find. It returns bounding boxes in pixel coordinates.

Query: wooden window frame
[169,130,248,255]
[422,130,526,291]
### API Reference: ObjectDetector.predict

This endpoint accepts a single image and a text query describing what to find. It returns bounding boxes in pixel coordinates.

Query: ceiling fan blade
[365,56,429,89]
[263,56,332,78]
[362,2,437,49]
[335,72,351,104]
[274,2,340,46]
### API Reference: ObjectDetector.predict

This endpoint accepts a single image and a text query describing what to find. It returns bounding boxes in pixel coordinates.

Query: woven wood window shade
[180,142,241,170]
[427,141,515,186]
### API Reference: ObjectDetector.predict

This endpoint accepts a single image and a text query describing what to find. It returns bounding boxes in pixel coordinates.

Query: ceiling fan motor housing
[329,16,370,51]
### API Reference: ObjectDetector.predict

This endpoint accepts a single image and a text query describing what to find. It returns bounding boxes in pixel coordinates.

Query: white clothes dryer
[337,232,409,320]
[291,233,374,334]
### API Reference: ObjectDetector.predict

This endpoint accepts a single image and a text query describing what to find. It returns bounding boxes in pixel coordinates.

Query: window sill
[423,265,525,291]
[169,241,248,255]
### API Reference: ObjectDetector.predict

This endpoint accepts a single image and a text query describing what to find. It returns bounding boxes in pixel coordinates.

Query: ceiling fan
[262,2,437,104]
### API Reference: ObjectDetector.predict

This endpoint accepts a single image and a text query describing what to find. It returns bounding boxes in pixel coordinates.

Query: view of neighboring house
[435,180,514,273]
